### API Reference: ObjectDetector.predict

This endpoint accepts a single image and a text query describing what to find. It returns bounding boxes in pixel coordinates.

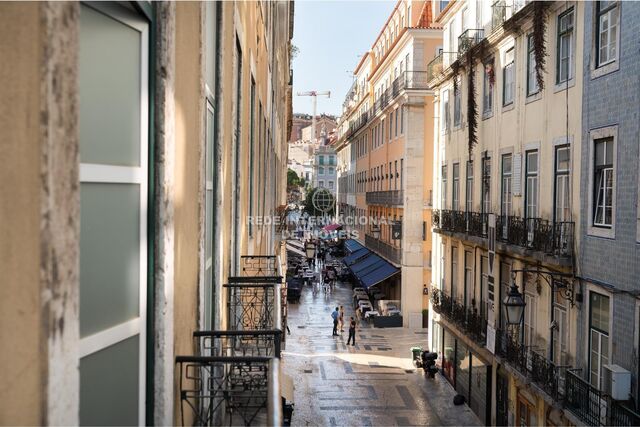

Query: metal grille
[176,356,272,426]
[195,330,282,359]
[225,282,276,331]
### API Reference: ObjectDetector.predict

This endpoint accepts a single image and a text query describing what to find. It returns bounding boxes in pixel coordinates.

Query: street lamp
[503,274,526,326]
[305,240,316,260]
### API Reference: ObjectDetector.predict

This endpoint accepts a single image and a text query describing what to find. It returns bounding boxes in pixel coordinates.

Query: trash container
[411,346,423,367]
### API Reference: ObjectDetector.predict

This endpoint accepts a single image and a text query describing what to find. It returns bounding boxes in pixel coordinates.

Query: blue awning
[344,239,365,253]
[343,248,370,266]
[359,263,399,288]
[349,254,384,275]
[347,249,400,289]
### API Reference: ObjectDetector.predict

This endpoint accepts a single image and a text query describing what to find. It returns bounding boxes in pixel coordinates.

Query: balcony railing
[432,209,488,239]
[194,330,283,359]
[433,210,573,259]
[496,216,574,257]
[365,190,403,206]
[458,29,484,57]
[427,51,458,82]
[495,329,568,401]
[565,369,640,426]
[430,287,487,345]
[364,234,402,265]
[175,355,279,426]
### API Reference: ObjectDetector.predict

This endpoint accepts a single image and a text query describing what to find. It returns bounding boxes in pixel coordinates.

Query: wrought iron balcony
[496,216,574,258]
[403,71,430,90]
[458,29,484,57]
[565,369,640,426]
[365,190,403,206]
[427,51,457,82]
[194,330,283,359]
[491,0,528,30]
[495,329,568,402]
[432,209,488,239]
[430,287,487,346]
[175,355,280,426]
[364,234,401,265]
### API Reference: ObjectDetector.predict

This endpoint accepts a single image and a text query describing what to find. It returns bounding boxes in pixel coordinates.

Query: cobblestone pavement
[281,272,482,426]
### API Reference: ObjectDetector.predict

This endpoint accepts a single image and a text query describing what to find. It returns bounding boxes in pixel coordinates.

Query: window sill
[482,110,494,120]
[554,77,576,93]
[525,91,542,104]
[587,225,615,240]
[502,102,515,113]
[591,60,619,79]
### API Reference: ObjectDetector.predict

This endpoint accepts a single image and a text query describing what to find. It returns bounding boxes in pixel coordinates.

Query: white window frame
[587,126,617,238]
[556,7,575,86]
[526,34,539,96]
[78,4,149,424]
[503,48,515,106]
[592,1,620,78]
[482,60,494,116]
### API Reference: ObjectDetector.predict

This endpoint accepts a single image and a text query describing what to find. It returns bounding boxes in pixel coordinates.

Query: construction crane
[296,90,330,143]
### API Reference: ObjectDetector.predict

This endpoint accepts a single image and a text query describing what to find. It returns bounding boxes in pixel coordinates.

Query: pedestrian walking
[347,316,356,346]
[339,306,345,332]
[331,307,339,336]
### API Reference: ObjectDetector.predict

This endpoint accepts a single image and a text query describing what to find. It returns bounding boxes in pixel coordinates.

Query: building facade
[0,1,292,425]
[568,1,640,425]
[335,0,443,327]
[429,0,585,424]
[313,144,338,193]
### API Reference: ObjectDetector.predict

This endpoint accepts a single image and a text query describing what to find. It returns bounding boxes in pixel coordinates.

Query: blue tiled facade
[579,0,640,397]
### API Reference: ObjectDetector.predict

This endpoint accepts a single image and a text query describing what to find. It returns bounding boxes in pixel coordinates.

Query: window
[319,180,325,188]
[503,48,515,105]
[319,155,325,165]
[388,162,392,190]
[451,246,458,297]
[400,158,404,190]
[453,79,461,126]
[328,167,335,175]
[400,106,404,134]
[442,165,448,208]
[381,120,385,145]
[483,60,494,114]
[589,292,610,388]
[318,167,325,175]
[523,292,536,346]
[556,8,574,84]
[593,137,614,227]
[78,4,149,423]
[395,160,398,190]
[389,113,393,141]
[525,151,539,220]
[526,35,539,95]
[482,157,491,215]
[596,1,619,67]
[452,163,460,211]
[501,154,512,217]
[440,241,446,288]
[442,89,450,130]
[466,161,473,212]
[464,251,473,307]
[554,146,571,222]
[232,37,243,274]
[249,78,255,237]
[330,155,336,165]
[553,298,569,366]
[328,181,334,190]
[395,108,399,136]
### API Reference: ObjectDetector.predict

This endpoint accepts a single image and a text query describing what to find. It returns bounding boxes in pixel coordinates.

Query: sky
[292,1,395,118]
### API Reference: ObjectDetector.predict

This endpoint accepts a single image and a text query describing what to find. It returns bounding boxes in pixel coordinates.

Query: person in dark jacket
[346,316,356,346]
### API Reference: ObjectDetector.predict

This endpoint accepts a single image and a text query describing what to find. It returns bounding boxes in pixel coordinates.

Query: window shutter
[512,153,522,196]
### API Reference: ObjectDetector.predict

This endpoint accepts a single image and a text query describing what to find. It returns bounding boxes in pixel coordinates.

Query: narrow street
[282,264,481,426]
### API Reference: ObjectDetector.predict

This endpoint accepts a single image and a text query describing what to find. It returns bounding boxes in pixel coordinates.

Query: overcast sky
[292,1,395,118]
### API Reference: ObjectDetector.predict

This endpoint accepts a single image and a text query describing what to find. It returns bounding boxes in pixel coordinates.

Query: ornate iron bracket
[511,267,578,307]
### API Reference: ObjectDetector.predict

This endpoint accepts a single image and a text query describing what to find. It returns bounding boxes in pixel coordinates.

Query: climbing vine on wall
[466,50,478,157]
[533,1,548,90]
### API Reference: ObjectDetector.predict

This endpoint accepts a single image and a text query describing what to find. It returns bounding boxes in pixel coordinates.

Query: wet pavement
[281,264,482,426]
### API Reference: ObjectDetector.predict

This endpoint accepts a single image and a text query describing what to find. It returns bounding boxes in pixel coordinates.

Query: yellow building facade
[336,0,443,327]
[429,0,584,424]
[0,1,292,425]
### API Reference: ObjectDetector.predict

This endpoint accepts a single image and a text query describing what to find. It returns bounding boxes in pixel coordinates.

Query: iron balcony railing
[175,355,280,427]
[496,216,574,257]
[432,209,488,239]
[427,52,458,82]
[458,29,485,57]
[365,190,403,206]
[491,0,529,30]
[565,369,640,426]
[364,234,401,265]
[433,210,573,258]
[495,329,569,401]
[430,287,488,346]
[194,330,283,359]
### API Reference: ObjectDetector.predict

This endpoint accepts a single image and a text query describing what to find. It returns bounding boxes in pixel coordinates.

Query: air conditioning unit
[603,364,631,401]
